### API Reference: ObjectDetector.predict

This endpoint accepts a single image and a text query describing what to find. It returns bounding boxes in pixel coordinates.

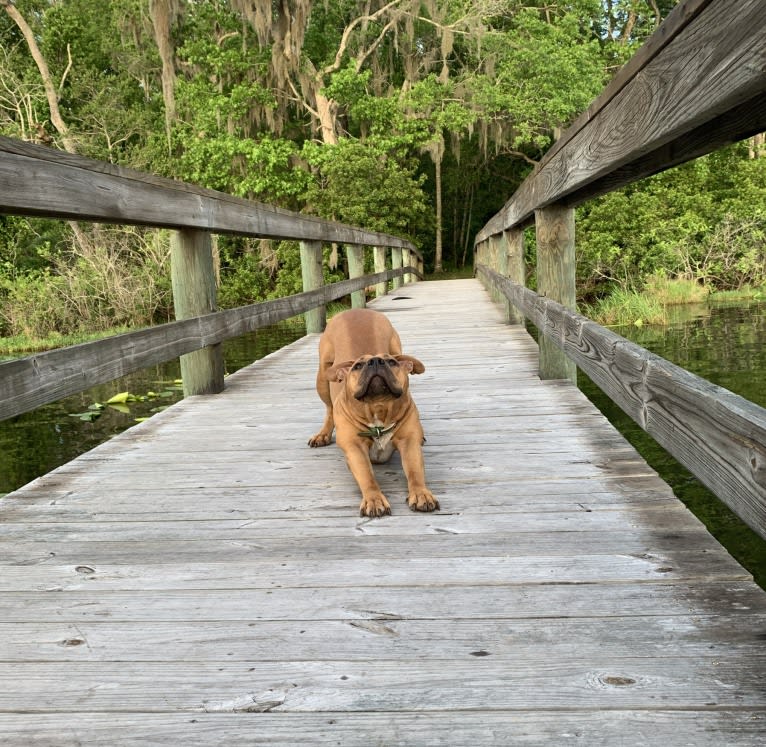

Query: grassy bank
[585,277,765,327]
[0,328,133,357]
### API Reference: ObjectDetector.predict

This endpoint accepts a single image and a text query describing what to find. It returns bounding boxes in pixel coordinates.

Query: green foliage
[302,139,430,242]
[171,3,308,206]
[176,127,309,206]
[0,226,172,338]
[3,0,764,345]
[472,1,606,153]
[576,145,766,298]
[584,288,667,327]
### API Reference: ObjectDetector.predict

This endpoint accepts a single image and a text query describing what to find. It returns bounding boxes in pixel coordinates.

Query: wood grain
[0,136,419,252]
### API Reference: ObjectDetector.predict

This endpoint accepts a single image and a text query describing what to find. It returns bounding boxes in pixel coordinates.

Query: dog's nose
[368,357,385,368]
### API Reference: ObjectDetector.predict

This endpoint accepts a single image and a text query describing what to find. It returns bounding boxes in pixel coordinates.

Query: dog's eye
[387,359,398,367]
[352,362,364,371]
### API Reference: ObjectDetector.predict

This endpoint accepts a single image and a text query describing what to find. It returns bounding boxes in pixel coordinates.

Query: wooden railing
[0,136,422,421]
[473,0,766,539]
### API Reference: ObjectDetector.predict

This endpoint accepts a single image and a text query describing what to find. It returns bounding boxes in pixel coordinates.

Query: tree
[401,75,475,271]
[148,0,181,154]
[1,0,77,152]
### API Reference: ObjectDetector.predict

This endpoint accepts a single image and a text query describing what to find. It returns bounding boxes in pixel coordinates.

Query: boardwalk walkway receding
[1,278,765,744]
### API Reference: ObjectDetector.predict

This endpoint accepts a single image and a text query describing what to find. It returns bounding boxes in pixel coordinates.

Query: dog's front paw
[360,492,391,518]
[308,431,332,447]
[407,489,439,512]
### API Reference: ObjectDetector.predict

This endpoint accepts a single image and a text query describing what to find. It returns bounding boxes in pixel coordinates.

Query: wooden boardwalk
[1,278,765,745]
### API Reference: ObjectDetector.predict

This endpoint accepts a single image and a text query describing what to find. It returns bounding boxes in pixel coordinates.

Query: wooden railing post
[170,229,224,396]
[373,245,387,297]
[299,240,326,333]
[404,248,413,283]
[535,205,577,383]
[347,244,366,308]
[474,240,484,270]
[505,228,525,325]
[489,234,503,304]
[391,247,403,289]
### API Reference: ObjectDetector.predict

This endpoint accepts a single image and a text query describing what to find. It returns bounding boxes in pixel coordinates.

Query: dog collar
[358,423,397,439]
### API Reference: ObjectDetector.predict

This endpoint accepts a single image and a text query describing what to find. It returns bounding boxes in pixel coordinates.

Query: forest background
[1,0,765,344]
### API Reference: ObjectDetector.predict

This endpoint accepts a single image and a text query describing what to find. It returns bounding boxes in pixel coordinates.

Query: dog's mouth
[354,360,403,400]
[361,374,398,398]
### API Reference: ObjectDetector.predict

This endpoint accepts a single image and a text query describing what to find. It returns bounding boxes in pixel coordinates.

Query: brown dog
[308,308,438,517]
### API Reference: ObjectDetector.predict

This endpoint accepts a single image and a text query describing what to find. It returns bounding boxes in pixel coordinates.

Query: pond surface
[1,300,765,588]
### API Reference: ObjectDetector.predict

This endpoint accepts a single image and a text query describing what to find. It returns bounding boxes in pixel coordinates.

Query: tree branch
[1,0,77,153]
[59,43,73,93]
[322,0,403,77]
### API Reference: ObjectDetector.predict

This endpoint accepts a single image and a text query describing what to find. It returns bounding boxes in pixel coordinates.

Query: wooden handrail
[0,136,421,256]
[0,266,422,422]
[477,264,766,540]
[475,0,766,241]
[0,132,425,406]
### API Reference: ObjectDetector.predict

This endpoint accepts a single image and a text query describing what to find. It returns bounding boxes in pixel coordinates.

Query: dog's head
[327,354,425,401]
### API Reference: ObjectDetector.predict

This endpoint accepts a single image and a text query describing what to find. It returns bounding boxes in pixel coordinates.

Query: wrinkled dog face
[330,354,424,401]
[350,355,406,400]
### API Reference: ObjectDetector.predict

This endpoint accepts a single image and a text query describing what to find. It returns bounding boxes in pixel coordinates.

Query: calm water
[1,302,765,587]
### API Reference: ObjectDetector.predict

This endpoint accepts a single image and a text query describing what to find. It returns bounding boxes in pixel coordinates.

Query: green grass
[644,274,710,305]
[710,285,766,302]
[0,327,132,356]
[585,288,667,327]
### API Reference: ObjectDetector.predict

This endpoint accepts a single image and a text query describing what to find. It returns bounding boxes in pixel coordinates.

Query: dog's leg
[338,437,391,517]
[308,364,334,447]
[308,333,335,446]
[396,433,439,512]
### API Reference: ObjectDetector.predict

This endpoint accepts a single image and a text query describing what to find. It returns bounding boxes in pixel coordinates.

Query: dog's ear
[325,360,356,382]
[395,354,425,374]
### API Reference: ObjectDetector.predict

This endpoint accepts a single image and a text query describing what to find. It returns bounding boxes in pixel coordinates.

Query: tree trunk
[1,0,77,154]
[434,145,443,273]
[749,133,765,159]
[315,91,339,145]
[149,0,178,155]
[2,0,87,248]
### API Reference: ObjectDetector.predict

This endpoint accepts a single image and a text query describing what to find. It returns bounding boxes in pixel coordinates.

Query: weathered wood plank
[0,710,763,747]
[299,240,326,333]
[3,580,764,624]
[0,658,763,712]
[2,614,763,662]
[0,553,750,593]
[535,204,577,381]
[0,507,708,542]
[0,529,727,565]
[170,229,225,395]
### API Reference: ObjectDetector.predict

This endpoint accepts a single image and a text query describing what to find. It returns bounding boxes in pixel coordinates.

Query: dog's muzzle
[354,357,403,400]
